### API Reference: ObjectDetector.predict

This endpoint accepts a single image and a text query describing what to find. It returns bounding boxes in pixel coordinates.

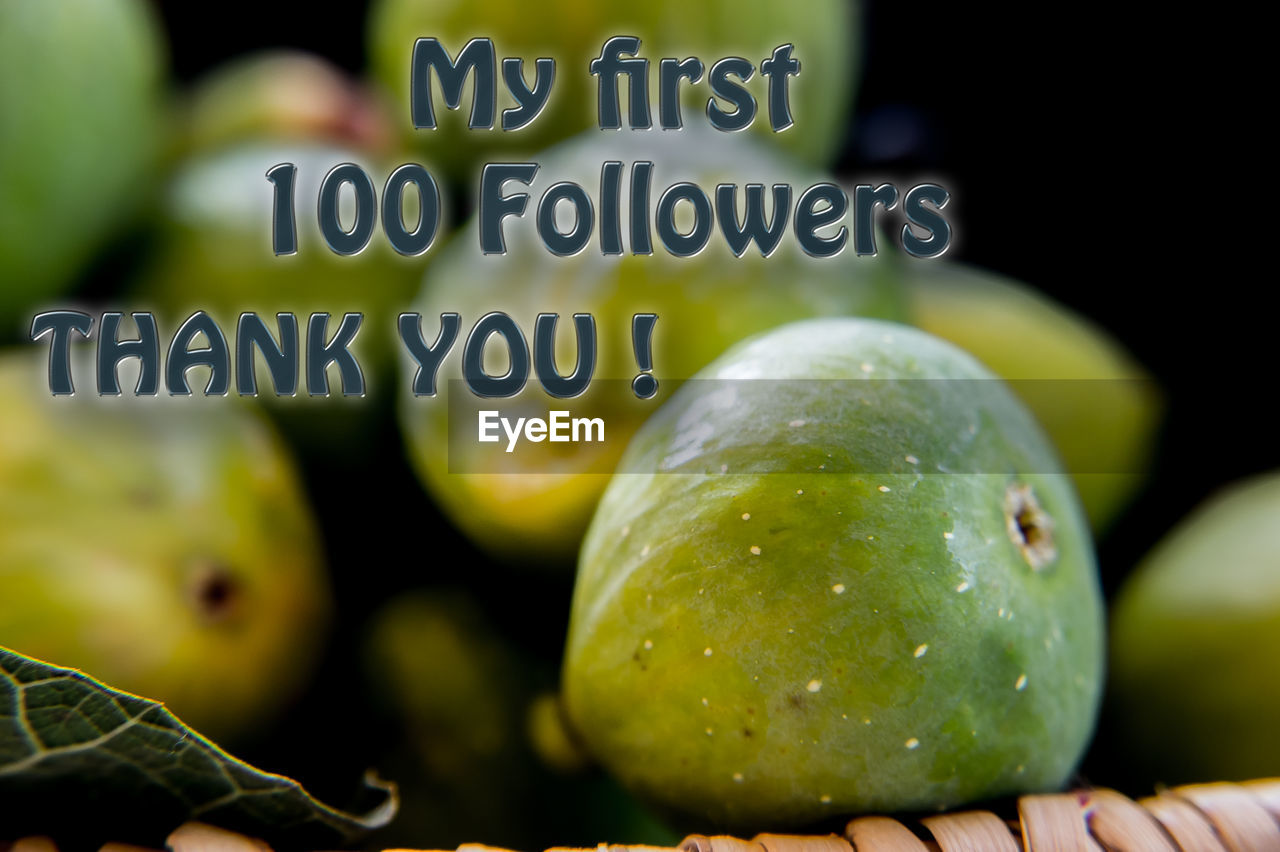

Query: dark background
[147,0,1239,821]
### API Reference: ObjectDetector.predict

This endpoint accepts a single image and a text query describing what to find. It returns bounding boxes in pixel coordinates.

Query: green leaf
[0,646,397,848]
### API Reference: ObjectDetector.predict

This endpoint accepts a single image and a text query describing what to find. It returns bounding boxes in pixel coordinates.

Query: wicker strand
[920,810,1021,851]
[8,779,1280,852]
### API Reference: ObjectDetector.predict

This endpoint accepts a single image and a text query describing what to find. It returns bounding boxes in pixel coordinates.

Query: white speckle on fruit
[701,697,709,707]
[863,718,871,725]
[733,772,744,782]
[818,463,826,470]
[750,545,762,555]
[706,727,714,736]
[643,639,653,650]
[796,489,804,495]
[943,531,954,540]
[914,644,928,658]
[842,713,848,720]
[832,583,846,594]
[878,485,891,493]
[820,794,832,804]
[905,738,920,750]
[704,647,713,657]
[807,679,822,693]
[955,581,970,593]
[867,534,875,540]
[789,419,806,428]
[698,587,705,595]
[741,512,751,521]
[905,454,919,465]
[1015,674,1028,691]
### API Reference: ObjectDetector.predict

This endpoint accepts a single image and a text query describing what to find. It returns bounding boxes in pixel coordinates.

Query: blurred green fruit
[400,128,904,564]
[177,51,397,157]
[368,0,857,180]
[135,141,426,442]
[364,590,537,846]
[527,691,592,774]
[365,590,678,848]
[904,262,1162,532]
[0,352,330,744]
[0,0,165,329]
[1110,473,1280,783]
[366,591,525,778]
[564,318,1104,828]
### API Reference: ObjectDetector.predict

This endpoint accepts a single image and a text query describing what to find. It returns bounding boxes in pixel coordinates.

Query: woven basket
[7,779,1280,852]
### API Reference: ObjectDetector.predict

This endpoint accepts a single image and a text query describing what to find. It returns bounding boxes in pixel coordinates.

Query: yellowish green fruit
[0,353,330,744]
[527,692,592,774]
[178,51,397,157]
[565,318,1104,829]
[367,0,857,179]
[365,591,521,774]
[364,591,538,844]
[1110,473,1280,783]
[400,128,905,564]
[904,262,1161,531]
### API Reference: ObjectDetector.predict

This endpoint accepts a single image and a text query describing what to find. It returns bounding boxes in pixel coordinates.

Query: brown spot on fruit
[1005,482,1056,571]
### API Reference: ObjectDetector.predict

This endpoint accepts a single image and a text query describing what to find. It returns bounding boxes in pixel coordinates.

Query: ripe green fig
[1109,473,1280,783]
[367,0,858,180]
[0,353,330,744]
[0,0,165,330]
[564,318,1104,828]
[400,127,904,564]
[904,262,1162,532]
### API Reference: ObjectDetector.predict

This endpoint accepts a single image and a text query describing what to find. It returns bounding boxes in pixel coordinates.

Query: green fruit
[136,141,424,442]
[904,262,1162,532]
[1110,473,1280,782]
[366,591,525,777]
[400,127,904,564]
[0,0,165,329]
[0,352,329,744]
[364,590,538,846]
[365,591,679,848]
[368,0,857,179]
[178,51,396,157]
[564,318,1104,828]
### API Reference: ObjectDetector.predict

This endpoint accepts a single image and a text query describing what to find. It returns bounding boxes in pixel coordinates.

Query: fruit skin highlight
[0,0,165,328]
[564,318,1104,829]
[904,262,1162,532]
[1109,472,1280,783]
[0,354,330,744]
